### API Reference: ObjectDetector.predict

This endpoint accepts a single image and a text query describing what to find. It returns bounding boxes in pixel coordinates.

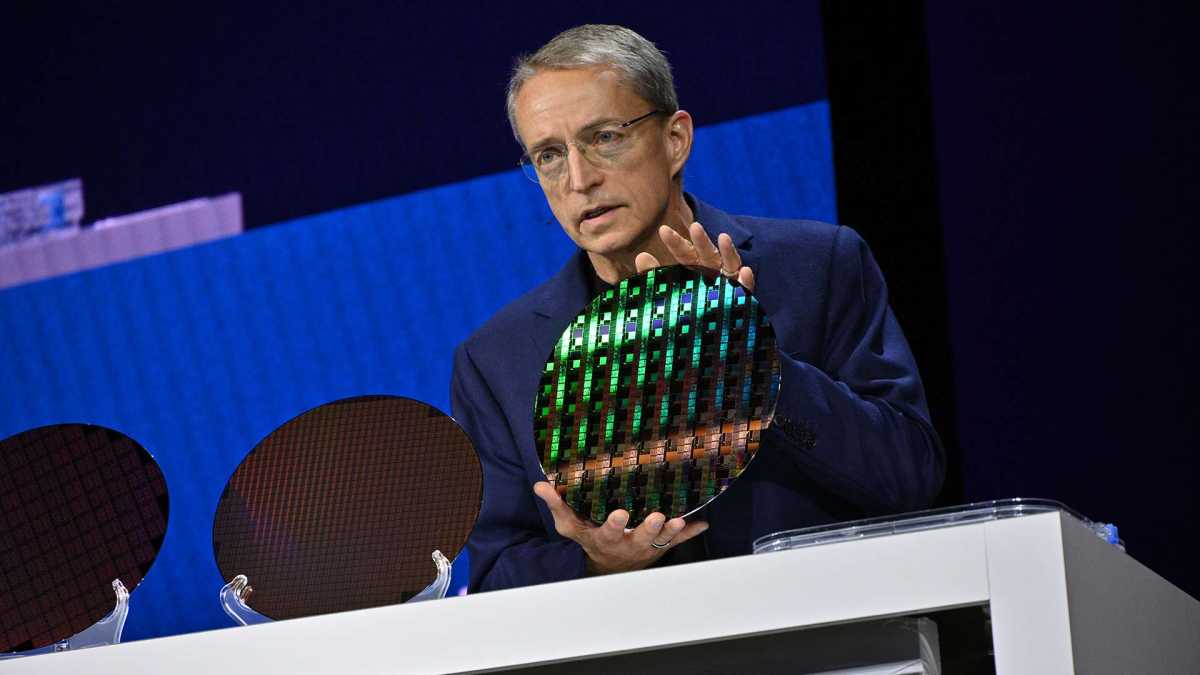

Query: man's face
[513,67,686,256]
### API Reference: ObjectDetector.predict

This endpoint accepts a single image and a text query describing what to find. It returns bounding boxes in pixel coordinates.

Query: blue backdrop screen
[0,102,835,641]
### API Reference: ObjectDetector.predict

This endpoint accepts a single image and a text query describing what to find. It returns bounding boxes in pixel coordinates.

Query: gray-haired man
[452,24,944,591]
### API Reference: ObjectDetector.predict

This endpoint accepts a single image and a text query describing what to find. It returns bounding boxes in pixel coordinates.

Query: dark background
[924,2,1200,599]
[827,2,1199,599]
[0,2,826,227]
[3,0,1197,601]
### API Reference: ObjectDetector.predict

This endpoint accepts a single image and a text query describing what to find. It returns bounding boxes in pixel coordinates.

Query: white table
[6,510,1198,674]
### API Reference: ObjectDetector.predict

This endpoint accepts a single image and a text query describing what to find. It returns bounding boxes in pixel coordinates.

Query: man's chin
[577,231,643,258]
[572,221,656,257]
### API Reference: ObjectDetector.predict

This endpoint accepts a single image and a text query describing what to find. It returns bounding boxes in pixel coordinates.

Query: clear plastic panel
[220,550,453,626]
[753,498,1125,554]
[0,579,129,660]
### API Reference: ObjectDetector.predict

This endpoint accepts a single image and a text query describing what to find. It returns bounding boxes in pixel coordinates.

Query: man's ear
[666,110,694,179]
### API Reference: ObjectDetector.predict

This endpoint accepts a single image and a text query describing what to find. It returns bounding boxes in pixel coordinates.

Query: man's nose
[565,145,603,193]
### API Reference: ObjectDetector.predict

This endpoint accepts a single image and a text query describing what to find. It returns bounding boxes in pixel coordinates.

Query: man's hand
[533,481,708,575]
[635,222,755,292]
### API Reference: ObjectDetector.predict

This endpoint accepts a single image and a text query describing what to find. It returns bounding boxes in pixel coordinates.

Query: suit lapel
[530,249,594,367]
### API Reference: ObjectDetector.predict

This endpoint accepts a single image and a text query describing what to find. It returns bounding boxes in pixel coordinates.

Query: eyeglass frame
[517,109,667,185]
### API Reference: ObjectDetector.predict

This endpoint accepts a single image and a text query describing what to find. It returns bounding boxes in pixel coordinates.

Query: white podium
[6,509,1198,674]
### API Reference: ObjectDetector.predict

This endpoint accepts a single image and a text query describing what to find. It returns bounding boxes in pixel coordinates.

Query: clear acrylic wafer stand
[0,579,130,660]
[218,575,271,626]
[752,497,1124,554]
[220,550,453,626]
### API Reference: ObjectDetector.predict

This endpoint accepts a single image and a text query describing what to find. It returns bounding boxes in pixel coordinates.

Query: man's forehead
[515,67,646,145]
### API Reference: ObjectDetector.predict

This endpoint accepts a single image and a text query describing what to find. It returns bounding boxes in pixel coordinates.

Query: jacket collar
[530,247,593,321]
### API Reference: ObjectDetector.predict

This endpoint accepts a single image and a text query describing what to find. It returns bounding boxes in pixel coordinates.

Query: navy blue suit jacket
[451,195,944,592]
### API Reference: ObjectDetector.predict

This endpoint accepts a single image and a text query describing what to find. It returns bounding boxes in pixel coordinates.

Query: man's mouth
[580,205,618,223]
[580,205,619,220]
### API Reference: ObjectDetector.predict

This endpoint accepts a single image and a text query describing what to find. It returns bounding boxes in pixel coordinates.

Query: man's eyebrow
[577,116,623,133]
[526,116,625,152]
[525,136,559,154]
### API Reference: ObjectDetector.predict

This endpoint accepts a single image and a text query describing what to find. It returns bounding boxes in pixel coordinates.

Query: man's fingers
[716,232,755,291]
[737,266,755,292]
[669,519,710,546]
[629,511,667,547]
[634,251,661,274]
[631,514,703,549]
[532,481,561,505]
[688,222,722,268]
[661,224,750,287]
[657,516,688,545]
[660,225,696,266]
[594,509,630,545]
[533,482,585,537]
[642,516,708,554]
[650,517,708,550]
[717,232,741,272]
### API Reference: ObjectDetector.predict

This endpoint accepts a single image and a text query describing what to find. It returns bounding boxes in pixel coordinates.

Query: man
[452,24,944,592]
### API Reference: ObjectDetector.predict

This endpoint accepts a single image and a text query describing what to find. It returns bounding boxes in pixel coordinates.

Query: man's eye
[593,130,621,145]
[536,149,563,166]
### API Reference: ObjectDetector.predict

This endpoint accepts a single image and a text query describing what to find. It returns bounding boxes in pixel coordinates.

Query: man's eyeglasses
[519,110,665,185]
